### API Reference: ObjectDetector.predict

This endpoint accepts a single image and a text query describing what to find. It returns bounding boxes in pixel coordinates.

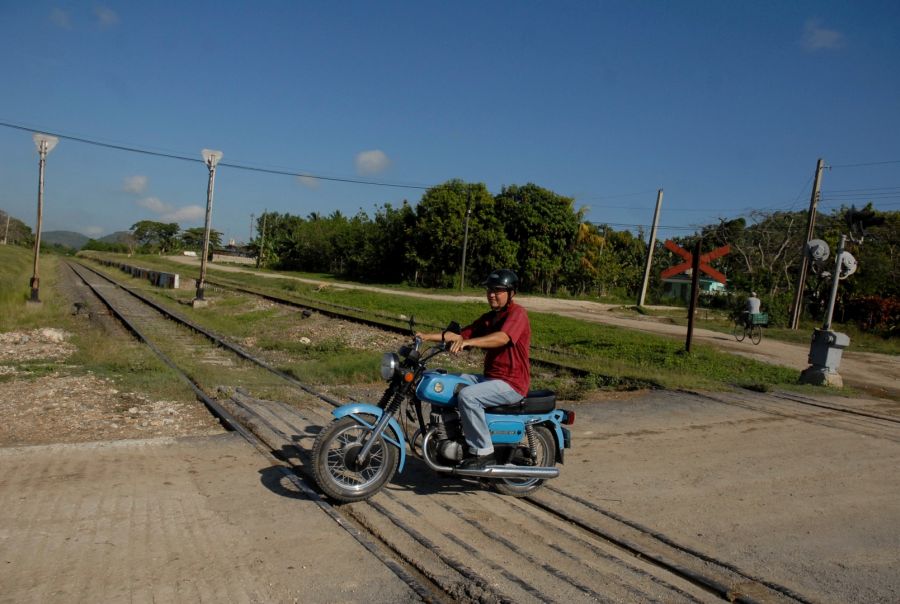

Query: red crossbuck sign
[660,240,730,284]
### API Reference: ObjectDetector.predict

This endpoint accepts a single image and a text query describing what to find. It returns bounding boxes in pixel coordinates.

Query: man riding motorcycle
[416,269,530,469]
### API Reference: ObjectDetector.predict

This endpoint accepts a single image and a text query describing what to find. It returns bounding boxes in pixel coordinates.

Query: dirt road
[0,434,419,603]
[170,257,900,397]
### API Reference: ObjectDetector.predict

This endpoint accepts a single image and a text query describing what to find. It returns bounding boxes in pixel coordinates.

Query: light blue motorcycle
[311,322,574,503]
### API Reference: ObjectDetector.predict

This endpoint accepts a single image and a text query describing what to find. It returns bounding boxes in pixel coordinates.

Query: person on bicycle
[416,269,530,470]
[745,291,761,327]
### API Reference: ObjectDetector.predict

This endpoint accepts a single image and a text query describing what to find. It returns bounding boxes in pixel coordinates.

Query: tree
[561,222,605,295]
[181,227,222,251]
[702,212,804,297]
[413,180,514,288]
[130,221,180,254]
[368,201,419,283]
[495,184,581,294]
[0,211,33,248]
[82,239,129,253]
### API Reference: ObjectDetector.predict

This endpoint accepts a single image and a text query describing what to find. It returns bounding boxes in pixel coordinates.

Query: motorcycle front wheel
[311,415,399,503]
[493,425,555,497]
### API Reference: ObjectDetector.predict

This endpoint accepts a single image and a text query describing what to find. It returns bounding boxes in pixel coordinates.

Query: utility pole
[637,189,663,307]
[29,133,59,304]
[789,158,825,329]
[256,210,267,269]
[249,213,254,245]
[194,148,222,306]
[460,192,472,291]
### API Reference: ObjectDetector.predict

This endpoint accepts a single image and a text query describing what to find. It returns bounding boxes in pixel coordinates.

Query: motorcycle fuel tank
[416,372,471,407]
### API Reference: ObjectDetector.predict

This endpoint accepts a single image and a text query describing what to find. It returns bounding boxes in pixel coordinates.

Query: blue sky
[1,1,898,245]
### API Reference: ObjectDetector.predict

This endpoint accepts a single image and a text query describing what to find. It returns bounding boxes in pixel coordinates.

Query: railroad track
[66,259,817,603]
[690,389,900,444]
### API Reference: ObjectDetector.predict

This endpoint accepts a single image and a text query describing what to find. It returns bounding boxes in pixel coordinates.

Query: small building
[662,271,726,302]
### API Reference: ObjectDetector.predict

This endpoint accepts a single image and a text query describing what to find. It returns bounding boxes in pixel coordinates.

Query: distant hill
[98,231,133,244]
[41,230,133,250]
[42,231,89,249]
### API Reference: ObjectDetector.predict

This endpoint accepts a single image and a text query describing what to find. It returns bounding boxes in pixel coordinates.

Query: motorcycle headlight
[380,352,400,381]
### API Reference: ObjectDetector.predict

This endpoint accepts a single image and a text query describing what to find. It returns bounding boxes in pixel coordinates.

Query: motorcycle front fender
[332,403,407,472]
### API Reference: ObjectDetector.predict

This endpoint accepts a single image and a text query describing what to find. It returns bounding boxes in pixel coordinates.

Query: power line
[0,120,430,191]
[822,185,900,193]
[576,189,659,202]
[830,159,900,168]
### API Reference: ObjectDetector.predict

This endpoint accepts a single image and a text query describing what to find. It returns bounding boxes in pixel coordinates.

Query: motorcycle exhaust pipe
[421,430,559,479]
[453,465,560,479]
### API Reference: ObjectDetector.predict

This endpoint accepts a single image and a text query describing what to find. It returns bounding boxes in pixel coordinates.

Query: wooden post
[685,239,702,353]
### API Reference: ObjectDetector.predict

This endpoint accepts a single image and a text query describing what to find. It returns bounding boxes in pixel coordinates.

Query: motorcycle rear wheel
[312,415,399,503]
[493,425,555,497]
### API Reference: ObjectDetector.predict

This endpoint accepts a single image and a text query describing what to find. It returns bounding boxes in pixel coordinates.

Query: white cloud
[165,206,205,222]
[136,197,205,223]
[94,6,119,28]
[802,19,846,51]
[84,226,104,237]
[50,8,72,29]
[296,175,320,189]
[355,149,391,175]
[137,196,169,213]
[124,175,148,194]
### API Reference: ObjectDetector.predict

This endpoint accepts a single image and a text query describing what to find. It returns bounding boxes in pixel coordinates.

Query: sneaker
[458,453,496,470]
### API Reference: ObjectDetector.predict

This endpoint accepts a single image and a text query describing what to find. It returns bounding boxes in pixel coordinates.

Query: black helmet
[482,269,518,292]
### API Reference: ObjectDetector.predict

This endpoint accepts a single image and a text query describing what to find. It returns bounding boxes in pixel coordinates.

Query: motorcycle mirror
[407,315,416,334]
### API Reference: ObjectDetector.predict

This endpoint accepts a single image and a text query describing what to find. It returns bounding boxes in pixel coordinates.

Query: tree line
[3,179,897,334]
[80,221,224,255]
[245,179,897,334]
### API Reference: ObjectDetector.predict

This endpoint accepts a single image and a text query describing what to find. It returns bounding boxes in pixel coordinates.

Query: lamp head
[201,148,223,167]
[33,133,59,155]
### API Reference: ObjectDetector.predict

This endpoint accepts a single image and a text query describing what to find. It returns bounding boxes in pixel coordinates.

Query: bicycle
[733,311,765,345]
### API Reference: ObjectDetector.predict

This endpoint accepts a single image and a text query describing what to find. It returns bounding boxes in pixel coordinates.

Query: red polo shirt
[461,300,531,396]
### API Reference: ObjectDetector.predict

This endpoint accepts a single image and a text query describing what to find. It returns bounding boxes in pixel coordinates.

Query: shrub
[844,295,900,336]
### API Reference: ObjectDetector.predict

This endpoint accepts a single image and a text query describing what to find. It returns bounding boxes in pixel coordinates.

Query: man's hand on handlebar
[414,330,463,352]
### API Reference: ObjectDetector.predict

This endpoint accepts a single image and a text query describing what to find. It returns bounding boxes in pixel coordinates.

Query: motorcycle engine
[430,410,465,462]
[438,439,465,462]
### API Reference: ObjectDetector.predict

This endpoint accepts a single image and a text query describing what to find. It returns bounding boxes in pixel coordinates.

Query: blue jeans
[457,374,523,456]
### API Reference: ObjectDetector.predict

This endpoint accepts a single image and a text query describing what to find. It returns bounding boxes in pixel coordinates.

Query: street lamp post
[29,133,59,304]
[459,192,472,291]
[194,148,222,306]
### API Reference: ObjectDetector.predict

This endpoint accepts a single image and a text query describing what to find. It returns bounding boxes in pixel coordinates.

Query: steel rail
[770,391,900,425]
[528,487,814,604]
[65,262,439,602]
[70,261,343,408]
[225,390,523,602]
[202,274,599,379]
[69,259,817,602]
[685,389,900,443]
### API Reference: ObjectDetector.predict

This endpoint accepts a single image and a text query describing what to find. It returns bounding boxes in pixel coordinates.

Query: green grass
[624,305,899,355]
[0,246,197,402]
[0,246,71,331]
[73,251,890,395]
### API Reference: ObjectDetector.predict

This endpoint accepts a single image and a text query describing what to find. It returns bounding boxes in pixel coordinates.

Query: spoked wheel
[493,425,555,497]
[733,318,747,342]
[750,323,763,345]
[311,416,398,503]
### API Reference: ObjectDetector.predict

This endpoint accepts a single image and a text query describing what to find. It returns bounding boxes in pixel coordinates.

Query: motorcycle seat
[489,389,556,414]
